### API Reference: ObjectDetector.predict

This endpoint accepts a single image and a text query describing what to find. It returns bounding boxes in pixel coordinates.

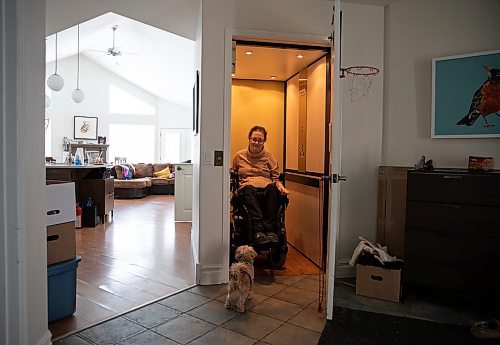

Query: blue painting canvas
[432,50,500,138]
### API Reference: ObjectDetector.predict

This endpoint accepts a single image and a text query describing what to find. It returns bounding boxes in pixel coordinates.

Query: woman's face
[248,130,265,153]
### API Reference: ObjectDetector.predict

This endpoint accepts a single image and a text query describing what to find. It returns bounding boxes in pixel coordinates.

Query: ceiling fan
[107,25,123,56]
[90,25,137,58]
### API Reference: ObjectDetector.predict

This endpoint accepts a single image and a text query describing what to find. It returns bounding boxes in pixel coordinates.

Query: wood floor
[49,195,320,340]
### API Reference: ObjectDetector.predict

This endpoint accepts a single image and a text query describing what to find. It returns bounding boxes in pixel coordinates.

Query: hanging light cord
[76,25,80,88]
[54,33,58,74]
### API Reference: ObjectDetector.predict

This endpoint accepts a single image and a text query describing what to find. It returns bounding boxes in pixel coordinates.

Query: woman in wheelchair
[232,125,289,246]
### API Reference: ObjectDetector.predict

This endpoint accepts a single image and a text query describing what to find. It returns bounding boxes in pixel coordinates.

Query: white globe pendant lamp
[47,33,64,91]
[71,25,85,103]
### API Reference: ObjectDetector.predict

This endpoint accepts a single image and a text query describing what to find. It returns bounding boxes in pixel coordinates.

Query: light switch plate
[214,151,223,166]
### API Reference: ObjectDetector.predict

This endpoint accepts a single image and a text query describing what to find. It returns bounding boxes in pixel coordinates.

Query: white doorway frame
[222,27,340,320]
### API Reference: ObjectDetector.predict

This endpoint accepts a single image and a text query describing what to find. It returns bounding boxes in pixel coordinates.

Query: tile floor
[334,278,484,328]
[54,275,485,345]
[54,274,327,345]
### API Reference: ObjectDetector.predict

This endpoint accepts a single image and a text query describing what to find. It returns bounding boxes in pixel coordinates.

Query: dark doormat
[318,307,497,345]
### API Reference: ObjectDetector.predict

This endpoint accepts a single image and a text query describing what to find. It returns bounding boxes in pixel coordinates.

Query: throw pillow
[153,166,170,178]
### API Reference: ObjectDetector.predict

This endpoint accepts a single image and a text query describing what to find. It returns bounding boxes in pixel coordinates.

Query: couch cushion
[114,178,149,189]
[133,163,153,178]
[153,163,173,174]
[151,177,175,185]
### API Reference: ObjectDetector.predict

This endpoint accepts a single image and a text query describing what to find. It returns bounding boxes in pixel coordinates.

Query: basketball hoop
[341,66,379,102]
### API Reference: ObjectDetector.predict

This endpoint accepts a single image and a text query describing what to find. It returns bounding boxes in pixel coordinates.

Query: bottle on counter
[75,203,82,229]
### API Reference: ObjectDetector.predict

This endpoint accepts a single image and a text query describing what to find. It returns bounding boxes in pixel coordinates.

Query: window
[109,84,156,115]
[108,124,155,163]
[160,128,192,163]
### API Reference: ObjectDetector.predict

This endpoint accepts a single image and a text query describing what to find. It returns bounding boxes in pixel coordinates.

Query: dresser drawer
[405,201,500,238]
[407,171,500,206]
[404,257,500,294]
[405,228,500,264]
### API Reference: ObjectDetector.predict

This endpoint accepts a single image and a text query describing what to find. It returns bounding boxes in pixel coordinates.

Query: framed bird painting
[432,50,500,138]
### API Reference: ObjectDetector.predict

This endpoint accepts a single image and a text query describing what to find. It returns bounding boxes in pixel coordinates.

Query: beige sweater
[232,147,280,189]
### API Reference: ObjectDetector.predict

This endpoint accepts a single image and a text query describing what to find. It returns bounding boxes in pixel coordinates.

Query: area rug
[318,307,497,345]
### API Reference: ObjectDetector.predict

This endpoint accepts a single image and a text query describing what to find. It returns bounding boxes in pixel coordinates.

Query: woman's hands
[276,181,289,195]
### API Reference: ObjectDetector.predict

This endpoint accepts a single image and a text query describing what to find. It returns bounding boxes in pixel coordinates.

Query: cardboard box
[47,221,76,265]
[46,181,76,226]
[356,264,401,302]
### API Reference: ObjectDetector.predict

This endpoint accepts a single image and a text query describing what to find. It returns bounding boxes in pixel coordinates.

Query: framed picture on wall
[193,70,199,135]
[431,50,500,138]
[74,116,98,140]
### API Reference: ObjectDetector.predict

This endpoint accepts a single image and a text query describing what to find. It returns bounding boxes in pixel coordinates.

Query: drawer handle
[47,234,59,242]
[47,209,61,216]
[440,203,462,209]
[371,275,383,281]
[443,175,462,180]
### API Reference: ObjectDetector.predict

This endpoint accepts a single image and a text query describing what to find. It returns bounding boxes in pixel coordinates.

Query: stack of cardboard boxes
[46,181,81,323]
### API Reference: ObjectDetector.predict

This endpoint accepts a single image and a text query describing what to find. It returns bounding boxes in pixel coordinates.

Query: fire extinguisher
[75,203,82,229]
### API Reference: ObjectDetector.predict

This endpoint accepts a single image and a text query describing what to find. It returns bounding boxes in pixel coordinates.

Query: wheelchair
[230,171,289,268]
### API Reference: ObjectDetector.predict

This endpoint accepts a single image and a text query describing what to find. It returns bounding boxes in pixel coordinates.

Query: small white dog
[225,245,257,312]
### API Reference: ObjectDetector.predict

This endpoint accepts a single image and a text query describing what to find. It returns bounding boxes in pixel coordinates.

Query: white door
[326,0,343,320]
[174,163,193,221]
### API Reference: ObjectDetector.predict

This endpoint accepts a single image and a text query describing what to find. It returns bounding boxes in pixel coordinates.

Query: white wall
[46,55,191,163]
[383,0,500,168]
[198,0,334,284]
[2,0,50,344]
[336,3,385,275]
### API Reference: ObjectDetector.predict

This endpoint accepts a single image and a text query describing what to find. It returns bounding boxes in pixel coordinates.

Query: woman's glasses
[249,137,264,143]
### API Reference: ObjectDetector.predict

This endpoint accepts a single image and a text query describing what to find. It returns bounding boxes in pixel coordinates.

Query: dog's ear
[250,248,257,260]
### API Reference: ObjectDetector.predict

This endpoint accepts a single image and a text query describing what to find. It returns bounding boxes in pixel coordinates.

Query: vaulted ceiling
[46,12,195,108]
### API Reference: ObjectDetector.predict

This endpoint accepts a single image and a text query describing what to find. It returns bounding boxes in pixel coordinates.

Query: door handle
[331,174,347,183]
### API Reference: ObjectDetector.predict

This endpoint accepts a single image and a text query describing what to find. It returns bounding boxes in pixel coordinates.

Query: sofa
[112,163,175,199]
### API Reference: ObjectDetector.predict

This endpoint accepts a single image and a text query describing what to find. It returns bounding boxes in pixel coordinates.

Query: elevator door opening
[230,40,330,272]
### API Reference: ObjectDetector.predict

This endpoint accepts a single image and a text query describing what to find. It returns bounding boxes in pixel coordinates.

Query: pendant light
[71,25,85,103]
[47,33,64,91]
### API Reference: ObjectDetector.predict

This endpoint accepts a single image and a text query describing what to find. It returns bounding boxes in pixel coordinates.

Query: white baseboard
[336,258,355,278]
[37,330,53,345]
[198,264,224,285]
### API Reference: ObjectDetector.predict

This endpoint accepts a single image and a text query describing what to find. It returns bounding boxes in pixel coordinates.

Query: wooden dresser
[404,169,500,298]
[78,178,114,223]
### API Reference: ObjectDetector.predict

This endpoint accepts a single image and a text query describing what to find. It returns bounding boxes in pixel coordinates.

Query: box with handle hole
[356,264,401,302]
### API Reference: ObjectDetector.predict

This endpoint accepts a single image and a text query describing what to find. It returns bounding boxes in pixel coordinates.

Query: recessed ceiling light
[297,54,304,59]
[232,73,236,77]
[270,75,277,79]
[245,50,253,55]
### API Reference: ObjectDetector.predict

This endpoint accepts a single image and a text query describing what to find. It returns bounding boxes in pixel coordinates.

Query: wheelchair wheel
[269,244,287,268]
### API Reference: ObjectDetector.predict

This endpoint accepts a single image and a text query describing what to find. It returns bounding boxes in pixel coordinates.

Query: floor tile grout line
[57,284,198,342]
[66,277,325,344]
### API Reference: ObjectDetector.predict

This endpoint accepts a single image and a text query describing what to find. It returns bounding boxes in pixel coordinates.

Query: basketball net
[343,66,379,102]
